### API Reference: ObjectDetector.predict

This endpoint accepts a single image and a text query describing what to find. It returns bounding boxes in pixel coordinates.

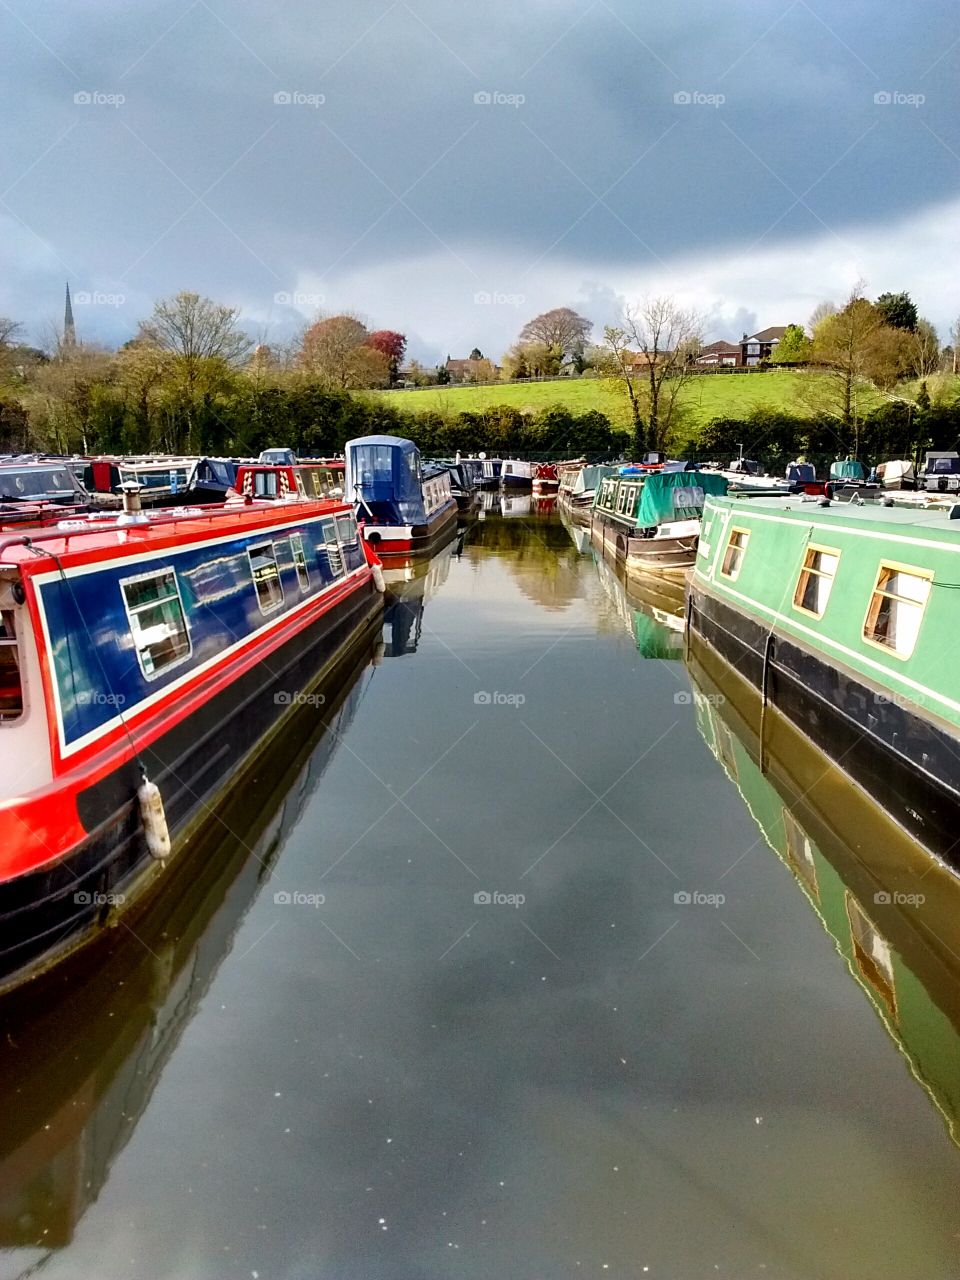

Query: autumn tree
[807,286,891,446]
[602,297,702,453]
[518,307,592,364]
[366,329,407,386]
[298,316,390,389]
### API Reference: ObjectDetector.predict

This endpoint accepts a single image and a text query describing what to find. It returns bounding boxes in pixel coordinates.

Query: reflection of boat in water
[688,634,960,1149]
[380,544,456,656]
[0,629,377,1258]
[500,492,531,518]
[559,507,593,555]
[592,545,685,658]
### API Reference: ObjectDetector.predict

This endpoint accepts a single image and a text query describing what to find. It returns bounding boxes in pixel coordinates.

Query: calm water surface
[2,511,960,1280]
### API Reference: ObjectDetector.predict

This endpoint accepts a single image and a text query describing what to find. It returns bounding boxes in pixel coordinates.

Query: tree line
[0,286,957,471]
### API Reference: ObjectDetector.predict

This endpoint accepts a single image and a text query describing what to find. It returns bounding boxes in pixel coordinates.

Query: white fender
[371,562,386,593]
[138,776,172,860]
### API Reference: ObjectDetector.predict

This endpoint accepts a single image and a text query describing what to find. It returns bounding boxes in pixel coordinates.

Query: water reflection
[591,550,685,660]
[0,631,378,1262]
[688,633,960,1149]
[381,550,455,657]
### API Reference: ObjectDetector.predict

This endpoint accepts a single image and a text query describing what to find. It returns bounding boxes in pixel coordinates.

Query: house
[445,357,498,383]
[696,340,741,367]
[739,326,787,366]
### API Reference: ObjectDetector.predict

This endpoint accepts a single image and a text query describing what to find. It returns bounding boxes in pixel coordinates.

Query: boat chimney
[117,481,148,525]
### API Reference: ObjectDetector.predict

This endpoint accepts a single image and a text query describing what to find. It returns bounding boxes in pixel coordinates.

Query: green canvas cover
[830,459,865,481]
[636,470,728,525]
[574,464,617,494]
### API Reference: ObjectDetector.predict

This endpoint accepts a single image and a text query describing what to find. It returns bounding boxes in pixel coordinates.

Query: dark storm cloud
[1,0,957,350]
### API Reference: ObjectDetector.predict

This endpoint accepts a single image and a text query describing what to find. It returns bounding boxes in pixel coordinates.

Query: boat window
[793,545,840,618]
[254,471,279,498]
[295,471,307,498]
[322,519,344,577]
[0,609,23,720]
[336,514,358,544]
[247,542,285,613]
[863,562,931,658]
[311,470,324,496]
[720,527,749,579]
[121,568,192,679]
[845,891,896,1020]
[616,484,629,514]
[290,533,310,592]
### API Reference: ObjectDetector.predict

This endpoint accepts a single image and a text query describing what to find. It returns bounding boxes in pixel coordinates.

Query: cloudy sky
[2,0,958,363]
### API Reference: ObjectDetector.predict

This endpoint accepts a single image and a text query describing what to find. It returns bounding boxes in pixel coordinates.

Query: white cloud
[255,194,959,361]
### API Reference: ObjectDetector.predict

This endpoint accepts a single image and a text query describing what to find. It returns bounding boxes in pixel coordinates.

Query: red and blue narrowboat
[345,435,458,560]
[0,494,384,992]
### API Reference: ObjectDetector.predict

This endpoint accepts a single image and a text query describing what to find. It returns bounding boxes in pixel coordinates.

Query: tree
[366,329,407,386]
[951,316,960,375]
[909,319,940,379]
[137,292,251,449]
[0,318,23,349]
[808,300,837,332]
[603,297,702,453]
[808,286,885,436]
[875,291,918,332]
[297,315,389,389]
[518,307,592,364]
[770,323,811,364]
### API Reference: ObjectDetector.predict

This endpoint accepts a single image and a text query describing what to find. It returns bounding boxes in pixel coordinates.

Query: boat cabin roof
[0,497,353,572]
[715,493,960,542]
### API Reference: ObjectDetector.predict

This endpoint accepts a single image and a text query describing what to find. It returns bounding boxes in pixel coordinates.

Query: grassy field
[376,371,884,431]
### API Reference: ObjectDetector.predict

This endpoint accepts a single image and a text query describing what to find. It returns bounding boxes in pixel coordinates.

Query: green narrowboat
[591,468,729,574]
[688,641,960,1150]
[689,493,960,862]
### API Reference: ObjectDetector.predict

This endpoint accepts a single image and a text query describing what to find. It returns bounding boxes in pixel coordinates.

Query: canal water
[2,511,960,1280]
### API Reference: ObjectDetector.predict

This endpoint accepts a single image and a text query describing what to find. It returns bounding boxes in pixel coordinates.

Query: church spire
[63,282,76,348]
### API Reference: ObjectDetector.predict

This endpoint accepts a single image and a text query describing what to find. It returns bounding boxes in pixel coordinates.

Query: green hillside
[376,371,890,431]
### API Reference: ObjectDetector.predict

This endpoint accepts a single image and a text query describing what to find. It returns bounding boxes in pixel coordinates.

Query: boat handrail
[0,496,352,564]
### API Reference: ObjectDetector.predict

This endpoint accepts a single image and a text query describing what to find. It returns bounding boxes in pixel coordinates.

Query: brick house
[696,340,741,367]
[739,326,788,366]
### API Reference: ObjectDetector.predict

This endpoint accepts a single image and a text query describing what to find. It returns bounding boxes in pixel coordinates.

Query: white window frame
[247,541,285,615]
[290,532,311,593]
[119,565,193,682]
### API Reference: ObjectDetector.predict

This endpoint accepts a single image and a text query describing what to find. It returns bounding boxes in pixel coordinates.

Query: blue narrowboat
[0,495,384,992]
[345,435,458,560]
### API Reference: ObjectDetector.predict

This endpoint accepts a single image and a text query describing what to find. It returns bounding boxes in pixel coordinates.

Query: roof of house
[746,326,788,343]
[445,357,489,372]
[699,340,740,354]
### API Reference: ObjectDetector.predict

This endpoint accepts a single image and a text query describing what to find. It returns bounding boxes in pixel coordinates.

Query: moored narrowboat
[0,496,384,992]
[689,645,960,1149]
[558,463,618,522]
[689,493,960,864]
[345,434,458,560]
[591,468,728,573]
[532,462,559,494]
[500,459,535,489]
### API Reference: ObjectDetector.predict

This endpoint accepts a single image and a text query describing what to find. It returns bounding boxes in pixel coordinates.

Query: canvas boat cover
[829,459,865,481]
[637,470,728,525]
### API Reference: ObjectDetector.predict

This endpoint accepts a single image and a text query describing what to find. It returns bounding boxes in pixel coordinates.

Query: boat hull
[591,513,697,573]
[687,578,960,867]
[0,574,383,994]
[360,503,458,560]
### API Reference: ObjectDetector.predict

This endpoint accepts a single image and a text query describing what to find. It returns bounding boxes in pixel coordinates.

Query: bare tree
[518,308,592,364]
[603,297,702,452]
[910,319,940,379]
[0,317,23,348]
[139,291,251,389]
[950,316,960,375]
[808,300,837,334]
